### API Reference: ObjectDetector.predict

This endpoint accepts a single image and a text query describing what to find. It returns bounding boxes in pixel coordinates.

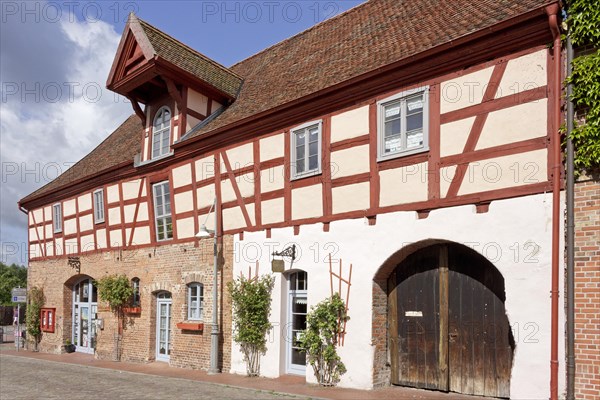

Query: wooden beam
[164,77,184,112]
[128,96,146,126]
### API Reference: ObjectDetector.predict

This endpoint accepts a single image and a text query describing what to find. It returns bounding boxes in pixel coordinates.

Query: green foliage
[567,1,600,171]
[26,287,44,347]
[568,0,600,47]
[96,274,133,310]
[227,274,275,376]
[0,262,27,305]
[298,293,349,386]
[566,51,600,171]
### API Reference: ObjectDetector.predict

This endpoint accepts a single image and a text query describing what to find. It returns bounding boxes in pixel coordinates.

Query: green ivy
[568,0,600,47]
[26,286,44,350]
[298,293,349,386]
[567,0,600,171]
[227,274,275,376]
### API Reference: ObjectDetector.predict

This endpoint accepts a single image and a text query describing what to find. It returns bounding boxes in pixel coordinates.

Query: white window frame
[152,106,172,159]
[93,189,105,224]
[290,120,322,180]
[152,181,173,241]
[377,86,429,161]
[53,203,62,233]
[187,283,203,321]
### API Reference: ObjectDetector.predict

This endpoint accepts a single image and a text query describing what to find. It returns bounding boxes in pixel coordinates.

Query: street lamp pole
[209,196,219,374]
[195,196,220,374]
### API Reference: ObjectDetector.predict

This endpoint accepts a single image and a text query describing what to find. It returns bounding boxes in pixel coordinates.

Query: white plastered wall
[230,192,565,399]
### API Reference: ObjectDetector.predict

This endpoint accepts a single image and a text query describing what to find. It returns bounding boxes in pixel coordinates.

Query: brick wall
[573,176,600,399]
[27,235,233,372]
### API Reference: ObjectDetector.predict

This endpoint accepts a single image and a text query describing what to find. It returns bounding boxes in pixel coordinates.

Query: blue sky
[0,1,364,266]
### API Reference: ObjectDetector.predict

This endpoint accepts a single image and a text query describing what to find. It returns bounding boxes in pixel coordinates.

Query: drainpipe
[545,5,561,400]
[566,32,576,400]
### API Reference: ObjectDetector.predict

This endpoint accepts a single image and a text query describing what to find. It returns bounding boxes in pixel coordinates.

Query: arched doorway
[72,277,97,354]
[388,243,514,398]
[155,291,172,362]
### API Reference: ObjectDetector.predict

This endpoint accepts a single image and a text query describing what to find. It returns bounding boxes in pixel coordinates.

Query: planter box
[176,322,203,331]
[123,307,141,314]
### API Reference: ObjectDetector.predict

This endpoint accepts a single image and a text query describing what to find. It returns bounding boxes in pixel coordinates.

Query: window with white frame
[152,107,171,159]
[152,181,173,241]
[131,278,140,306]
[93,189,104,224]
[378,87,429,160]
[187,283,203,320]
[53,203,62,233]
[291,121,322,179]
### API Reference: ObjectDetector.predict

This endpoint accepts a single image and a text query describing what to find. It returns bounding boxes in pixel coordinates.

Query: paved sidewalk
[0,343,478,400]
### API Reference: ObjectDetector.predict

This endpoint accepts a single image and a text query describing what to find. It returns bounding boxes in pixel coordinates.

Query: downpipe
[545,4,561,400]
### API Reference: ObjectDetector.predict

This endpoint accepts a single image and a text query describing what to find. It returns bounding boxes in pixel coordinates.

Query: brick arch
[183,272,204,285]
[371,239,513,393]
[149,282,175,294]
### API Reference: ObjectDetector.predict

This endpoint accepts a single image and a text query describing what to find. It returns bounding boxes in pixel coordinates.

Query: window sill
[290,169,322,182]
[377,146,429,163]
[135,151,174,167]
[176,322,204,331]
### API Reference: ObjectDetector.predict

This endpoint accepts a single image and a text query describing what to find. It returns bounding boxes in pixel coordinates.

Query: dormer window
[152,107,171,159]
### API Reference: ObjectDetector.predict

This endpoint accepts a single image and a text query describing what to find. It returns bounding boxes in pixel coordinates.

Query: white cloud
[0,12,132,266]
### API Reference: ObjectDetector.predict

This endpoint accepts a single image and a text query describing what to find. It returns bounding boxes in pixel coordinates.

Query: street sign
[11,288,27,303]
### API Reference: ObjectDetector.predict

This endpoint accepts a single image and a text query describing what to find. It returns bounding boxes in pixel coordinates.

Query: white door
[156,292,172,362]
[72,278,97,354]
[286,271,307,375]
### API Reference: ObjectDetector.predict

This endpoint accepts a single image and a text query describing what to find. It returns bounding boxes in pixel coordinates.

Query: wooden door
[390,245,446,390]
[389,244,513,398]
[447,245,513,398]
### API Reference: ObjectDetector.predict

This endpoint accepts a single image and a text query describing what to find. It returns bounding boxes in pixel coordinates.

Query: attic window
[152,107,171,159]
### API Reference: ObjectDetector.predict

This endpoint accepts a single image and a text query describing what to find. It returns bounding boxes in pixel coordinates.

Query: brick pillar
[573,176,600,399]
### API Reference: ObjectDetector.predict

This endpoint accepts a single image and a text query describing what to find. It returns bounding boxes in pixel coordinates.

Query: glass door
[286,271,308,375]
[156,292,172,362]
[72,278,97,354]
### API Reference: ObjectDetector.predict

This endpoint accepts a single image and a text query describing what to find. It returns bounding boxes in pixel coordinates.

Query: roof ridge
[229,0,369,69]
[136,17,243,81]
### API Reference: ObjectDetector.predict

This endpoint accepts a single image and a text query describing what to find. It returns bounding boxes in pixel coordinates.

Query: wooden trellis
[240,261,260,281]
[328,253,353,346]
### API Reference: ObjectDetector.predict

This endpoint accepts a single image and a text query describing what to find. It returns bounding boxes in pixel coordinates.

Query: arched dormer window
[152,106,171,158]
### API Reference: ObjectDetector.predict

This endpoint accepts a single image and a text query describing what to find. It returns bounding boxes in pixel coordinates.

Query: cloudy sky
[0,0,363,266]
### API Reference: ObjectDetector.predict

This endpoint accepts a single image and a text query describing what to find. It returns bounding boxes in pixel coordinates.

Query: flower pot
[64,344,76,353]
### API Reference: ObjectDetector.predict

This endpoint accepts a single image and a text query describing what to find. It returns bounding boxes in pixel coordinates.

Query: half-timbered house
[19,0,569,398]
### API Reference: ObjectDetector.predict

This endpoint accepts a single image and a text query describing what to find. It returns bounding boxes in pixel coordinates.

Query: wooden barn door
[389,244,513,398]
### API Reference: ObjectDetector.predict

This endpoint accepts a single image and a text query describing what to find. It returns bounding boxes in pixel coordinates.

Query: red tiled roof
[20,0,553,206]
[187,0,553,138]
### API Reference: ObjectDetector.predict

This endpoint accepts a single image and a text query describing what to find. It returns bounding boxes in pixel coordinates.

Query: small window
[289,271,308,291]
[187,283,204,320]
[378,87,429,160]
[131,278,140,306]
[53,203,62,233]
[93,189,104,224]
[291,121,322,179]
[152,181,173,241]
[152,107,172,159]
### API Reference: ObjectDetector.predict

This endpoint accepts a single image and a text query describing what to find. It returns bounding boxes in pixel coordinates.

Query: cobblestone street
[0,353,302,400]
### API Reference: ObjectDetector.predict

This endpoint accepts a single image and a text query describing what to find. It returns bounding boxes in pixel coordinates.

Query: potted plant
[64,339,76,353]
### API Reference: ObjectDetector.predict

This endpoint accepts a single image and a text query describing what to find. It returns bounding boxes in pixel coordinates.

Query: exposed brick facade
[27,236,233,372]
[573,176,600,399]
